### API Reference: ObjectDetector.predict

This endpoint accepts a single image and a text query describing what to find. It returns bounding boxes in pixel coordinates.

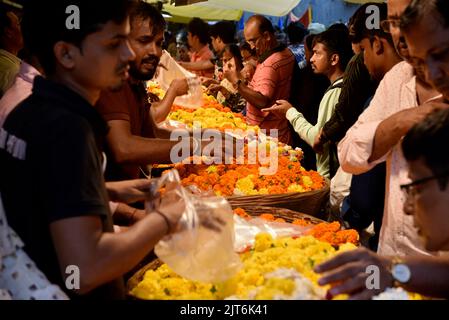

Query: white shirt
[338,61,439,257]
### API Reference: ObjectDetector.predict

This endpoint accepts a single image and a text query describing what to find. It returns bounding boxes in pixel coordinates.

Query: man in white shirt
[338,0,447,257]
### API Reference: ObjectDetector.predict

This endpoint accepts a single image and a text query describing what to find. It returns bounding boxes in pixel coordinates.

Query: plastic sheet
[150,170,242,283]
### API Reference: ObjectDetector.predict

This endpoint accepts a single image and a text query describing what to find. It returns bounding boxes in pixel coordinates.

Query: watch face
[393,264,411,283]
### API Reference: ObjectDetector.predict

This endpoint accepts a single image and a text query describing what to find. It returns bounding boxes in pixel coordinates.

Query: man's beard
[129,55,160,81]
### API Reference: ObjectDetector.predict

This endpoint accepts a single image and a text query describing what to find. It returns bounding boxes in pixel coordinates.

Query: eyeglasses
[246,34,263,47]
[380,19,401,33]
[400,172,449,197]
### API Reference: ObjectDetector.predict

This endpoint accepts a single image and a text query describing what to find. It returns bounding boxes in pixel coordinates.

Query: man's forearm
[180,60,214,71]
[237,83,270,109]
[151,87,179,124]
[368,107,424,162]
[112,136,178,165]
[52,213,171,295]
[112,203,146,226]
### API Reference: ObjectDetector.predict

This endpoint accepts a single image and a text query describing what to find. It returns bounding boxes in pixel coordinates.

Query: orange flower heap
[307,222,359,246]
[176,154,325,197]
[232,208,359,246]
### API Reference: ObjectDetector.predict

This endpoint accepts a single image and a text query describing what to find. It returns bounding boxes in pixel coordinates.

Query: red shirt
[95,81,154,181]
[190,45,214,78]
[247,47,295,145]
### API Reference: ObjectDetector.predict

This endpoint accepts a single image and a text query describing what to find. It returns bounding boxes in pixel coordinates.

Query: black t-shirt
[0,76,125,299]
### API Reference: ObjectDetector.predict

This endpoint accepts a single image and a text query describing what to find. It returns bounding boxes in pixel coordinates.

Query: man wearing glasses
[338,0,446,258]
[311,0,449,300]
[224,15,295,145]
[313,108,449,300]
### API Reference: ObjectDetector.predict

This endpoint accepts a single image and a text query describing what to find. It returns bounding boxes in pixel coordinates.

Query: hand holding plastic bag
[147,170,242,283]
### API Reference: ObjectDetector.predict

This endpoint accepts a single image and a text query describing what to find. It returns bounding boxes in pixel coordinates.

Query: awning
[145,0,302,22]
[344,0,385,3]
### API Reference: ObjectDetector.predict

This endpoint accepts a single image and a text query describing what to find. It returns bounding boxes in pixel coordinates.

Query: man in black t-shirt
[0,0,186,299]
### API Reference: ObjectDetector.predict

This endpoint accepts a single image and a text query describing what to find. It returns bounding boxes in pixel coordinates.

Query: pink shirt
[338,61,441,257]
[190,45,214,78]
[247,48,295,145]
[0,62,40,127]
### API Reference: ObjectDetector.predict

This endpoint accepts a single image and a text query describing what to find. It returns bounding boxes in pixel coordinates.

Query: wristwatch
[390,258,412,286]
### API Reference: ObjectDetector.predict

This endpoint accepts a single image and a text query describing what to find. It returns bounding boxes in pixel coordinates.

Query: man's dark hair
[210,20,235,44]
[304,33,317,52]
[401,0,449,32]
[313,29,353,71]
[249,15,275,35]
[350,2,393,47]
[286,21,308,44]
[22,0,132,75]
[328,23,348,32]
[402,108,449,190]
[129,0,166,37]
[187,17,210,45]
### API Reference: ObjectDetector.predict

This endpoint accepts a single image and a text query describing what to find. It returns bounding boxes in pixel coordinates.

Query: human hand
[314,248,394,300]
[199,131,244,163]
[241,64,255,82]
[201,77,219,87]
[170,78,189,97]
[261,100,293,117]
[106,179,153,204]
[155,181,185,234]
[313,129,325,154]
[206,84,223,96]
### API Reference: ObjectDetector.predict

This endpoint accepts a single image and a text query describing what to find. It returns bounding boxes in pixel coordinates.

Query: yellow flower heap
[131,234,357,300]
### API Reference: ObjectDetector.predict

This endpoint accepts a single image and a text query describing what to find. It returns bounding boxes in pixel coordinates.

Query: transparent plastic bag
[153,50,203,109]
[233,215,314,252]
[148,170,242,283]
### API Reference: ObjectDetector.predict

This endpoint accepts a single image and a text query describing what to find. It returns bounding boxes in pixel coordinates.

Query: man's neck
[50,73,100,105]
[327,68,344,84]
[416,75,441,104]
[379,51,402,81]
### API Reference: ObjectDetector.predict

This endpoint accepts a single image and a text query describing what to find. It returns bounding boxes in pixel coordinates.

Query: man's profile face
[310,43,332,75]
[244,20,269,58]
[387,0,412,60]
[404,158,449,252]
[71,18,135,92]
[404,13,449,100]
[128,17,164,81]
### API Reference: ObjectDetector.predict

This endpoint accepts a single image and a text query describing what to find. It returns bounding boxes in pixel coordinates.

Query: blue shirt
[288,43,307,70]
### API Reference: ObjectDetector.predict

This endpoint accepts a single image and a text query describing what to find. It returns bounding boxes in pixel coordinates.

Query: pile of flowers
[307,221,359,247]
[130,234,357,300]
[176,150,324,196]
[233,208,359,246]
[168,105,256,132]
[146,81,166,100]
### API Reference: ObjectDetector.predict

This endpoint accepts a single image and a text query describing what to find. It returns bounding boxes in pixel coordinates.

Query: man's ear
[263,31,271,42]
[373,36,384,56]
[53,41,78,70]
[330,53,340,67]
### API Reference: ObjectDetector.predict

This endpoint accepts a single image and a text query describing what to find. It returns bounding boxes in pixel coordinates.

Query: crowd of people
[0,0,449,300]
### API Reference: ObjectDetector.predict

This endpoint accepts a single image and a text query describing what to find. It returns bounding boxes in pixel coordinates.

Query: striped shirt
[246,47,295,145]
